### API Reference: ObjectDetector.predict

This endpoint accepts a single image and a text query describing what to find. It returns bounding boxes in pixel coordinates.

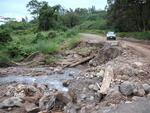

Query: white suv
[106,32,116,40]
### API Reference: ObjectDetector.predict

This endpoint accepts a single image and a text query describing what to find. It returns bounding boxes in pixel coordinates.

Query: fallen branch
[100,65,114,95]
[69,55,95,67]
[23,51,40,62]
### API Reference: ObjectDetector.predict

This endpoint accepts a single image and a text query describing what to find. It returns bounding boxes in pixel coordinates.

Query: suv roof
[107,32,115,34]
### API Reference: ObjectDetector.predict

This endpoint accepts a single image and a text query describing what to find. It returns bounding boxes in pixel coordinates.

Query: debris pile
[64,47,150,113]
[0,83,70,113]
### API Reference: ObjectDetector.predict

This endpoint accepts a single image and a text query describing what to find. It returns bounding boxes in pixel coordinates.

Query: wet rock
[24,102,39,113]
[64,103,77,113]
[80,107,87,113]
[134,83,145,96]
[96,70,104,78]
[57,70,64,74]
[88,84,95,90]
[68,89,77,103]
[63,80,70,87]
[93,85,99,91]
[142,84,150,93]
[105,86,123,104]
[133,62,143,68]
[6,85,16,96]
[89,59,97,67]
[119,81,134,96]
[88,84,98,91]
[136,89,145,97]
[80,94,87,101]
[22,91,43,104]
[117,75,129,81]
[132,96,146,101]
[0,97,22,108]
[39,92,69,112]
[88,96,95,101]
[54,92,70,105]
[49,67,54,71]
[69,71,75,76]
[39,94,56,111]
[37,84,48,91]
[54,67,64,74]
[14,90,26,98]
[0,103,3,109]
[118,64,139,76]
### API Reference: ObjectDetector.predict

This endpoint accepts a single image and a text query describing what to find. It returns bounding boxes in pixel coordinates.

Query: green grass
[81,29,107,35]
[0,28,80,65]
[118,31,150,40]
[0,50,11,67]
[67,35,81,49]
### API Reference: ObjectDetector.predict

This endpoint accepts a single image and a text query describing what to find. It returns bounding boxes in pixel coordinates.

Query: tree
[62,12,80,28]
[107,0,150,32]
[26,0,47,19]
[38,3,61,31]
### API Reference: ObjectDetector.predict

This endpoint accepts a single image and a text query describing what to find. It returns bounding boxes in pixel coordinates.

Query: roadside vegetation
[118,31,150,40]
[0,0,150,67]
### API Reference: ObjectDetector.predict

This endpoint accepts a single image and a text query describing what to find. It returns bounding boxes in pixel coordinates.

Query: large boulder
[0,97,23,108]
[119,81,134,96]
[142,84,150,93]
[39,92,70,112]
[24,102,39,113]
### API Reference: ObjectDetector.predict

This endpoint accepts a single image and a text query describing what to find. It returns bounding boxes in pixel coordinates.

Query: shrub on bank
[0,52,11,67]
[118,31,150,40]
[0,30,12,44]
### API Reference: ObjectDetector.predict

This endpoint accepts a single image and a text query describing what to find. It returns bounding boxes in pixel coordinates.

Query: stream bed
[0,68,81,92]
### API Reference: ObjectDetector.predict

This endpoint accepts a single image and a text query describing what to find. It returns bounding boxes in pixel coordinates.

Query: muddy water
[0,68,81,92]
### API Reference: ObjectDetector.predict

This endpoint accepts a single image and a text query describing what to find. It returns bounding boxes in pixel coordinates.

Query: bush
[118,31,150,40]
[65,28,79,38]
[47,31,57,39]
[67,36,81,49]
[0,29,12,44]
[79,20,107,30]
[35,41,59,54]
[0,52,11,67]
[7,42,22,58]
[32,32,45,43]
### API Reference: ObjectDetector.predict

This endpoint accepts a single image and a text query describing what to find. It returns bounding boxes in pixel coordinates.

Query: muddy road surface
[121,40,150,60]
[81,33,150,60]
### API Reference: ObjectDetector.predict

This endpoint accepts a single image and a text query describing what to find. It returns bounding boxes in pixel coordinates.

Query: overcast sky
[0,0,107,21]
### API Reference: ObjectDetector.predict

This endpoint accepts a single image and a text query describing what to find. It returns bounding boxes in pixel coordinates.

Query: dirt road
[121,40,150,60]
[80,33,150,60]
[80,33,106,43]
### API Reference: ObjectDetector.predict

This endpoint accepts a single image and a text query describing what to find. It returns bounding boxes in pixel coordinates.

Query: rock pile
[0,83,70,113]
[63,47,150,113]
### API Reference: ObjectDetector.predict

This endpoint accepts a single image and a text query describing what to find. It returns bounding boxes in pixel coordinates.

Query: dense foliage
[0,0,149,67]
[107,0,150,32]
[0,29,12,44]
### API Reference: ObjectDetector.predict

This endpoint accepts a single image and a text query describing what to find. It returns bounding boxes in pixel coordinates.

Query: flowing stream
[0,68,81,92]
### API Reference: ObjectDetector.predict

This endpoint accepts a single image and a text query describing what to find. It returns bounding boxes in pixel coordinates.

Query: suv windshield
[107,32,114,35]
